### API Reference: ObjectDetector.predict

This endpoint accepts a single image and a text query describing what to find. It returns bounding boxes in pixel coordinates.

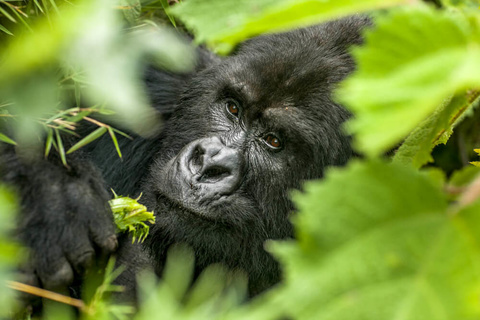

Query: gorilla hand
[2,150,117,290]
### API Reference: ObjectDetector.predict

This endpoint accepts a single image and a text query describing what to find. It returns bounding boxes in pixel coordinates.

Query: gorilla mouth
[198,166,232,183]
[156,191,224,222]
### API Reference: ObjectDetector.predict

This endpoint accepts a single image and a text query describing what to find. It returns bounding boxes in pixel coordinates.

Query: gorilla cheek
[158,136,244,216]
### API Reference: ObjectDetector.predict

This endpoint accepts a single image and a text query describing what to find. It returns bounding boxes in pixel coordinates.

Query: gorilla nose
[190,137,242,185]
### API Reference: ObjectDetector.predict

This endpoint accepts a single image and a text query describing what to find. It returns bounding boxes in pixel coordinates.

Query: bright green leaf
[0,23,13,35]
[55,128,67,166]
[0,186,22,317]
[107,127,122,158]
[170,0,413,54]
[338,6,480,157]
[109,193,155,243]
[394,90,480,168]
[0,133,16,145]
[44,128,53,157]
[66,126,107,154]
[265,160,480,320]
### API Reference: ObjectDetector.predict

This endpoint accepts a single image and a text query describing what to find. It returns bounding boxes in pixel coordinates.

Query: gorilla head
[141,16,369,295]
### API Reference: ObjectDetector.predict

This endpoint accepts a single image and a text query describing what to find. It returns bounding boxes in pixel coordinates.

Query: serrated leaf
[66,126,107,154]
[109,193,155,243]
[394,90,480,168]
[265,160,480,320]
[170,0,411,54]
[337,6,480,157]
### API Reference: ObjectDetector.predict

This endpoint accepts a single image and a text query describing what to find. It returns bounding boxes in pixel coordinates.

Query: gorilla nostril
[199,166,231,183]
[191,145,205,168]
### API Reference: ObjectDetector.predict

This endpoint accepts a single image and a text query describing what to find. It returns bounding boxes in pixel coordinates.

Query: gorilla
[0,16,370,301]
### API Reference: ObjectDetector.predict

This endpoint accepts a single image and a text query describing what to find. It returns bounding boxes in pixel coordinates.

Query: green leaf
[32,0,45,14]
[170,0,410,54]
[120,0,141,25]
[0,133,16,145]
[265,160,480,320]
[159,0,176,27]
[0,23,13,36]
[66,126,107,154]
[394,90,480,168]
[107,127,122,158]
[109,193,155,243]
[0,5,17,23]
[44,128,53,157]
[337,6,480,157]
[0,186,23,317]
[442,0,480,9]
[55,128,67,166]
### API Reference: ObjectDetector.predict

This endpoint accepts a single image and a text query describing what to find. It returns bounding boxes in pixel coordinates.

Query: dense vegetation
[1,0,480,319]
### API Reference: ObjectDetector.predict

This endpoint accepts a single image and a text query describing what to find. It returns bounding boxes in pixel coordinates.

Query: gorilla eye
[225,99,240,117]
[264,134,282,149]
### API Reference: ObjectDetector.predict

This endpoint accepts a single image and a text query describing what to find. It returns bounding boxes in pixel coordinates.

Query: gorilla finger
[15,270,41,303]
[87,209,118,254]
[64,239,95,274]
[17,271,40,288]
[36,257,74,290]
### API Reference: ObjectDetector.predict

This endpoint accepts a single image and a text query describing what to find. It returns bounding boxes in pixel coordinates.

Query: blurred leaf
[0,133,16,145]
[471,148,480,167]
[0,5,17,23]
[0,186,22,317]
[265,160,480,320]
[1,72,59,152]
[67,126,107,154]
[442,0,480,9]
[394,90,480,168]
[338,6,480,157]
[83,259,134,320]
[65,6,194,137]
[159,0,176,27]
[0,23,13,35]
[44,128,53,157]
[449,165,480,187]
[135,247,246,320]
[170,0,413,54]
[120,0,141,24]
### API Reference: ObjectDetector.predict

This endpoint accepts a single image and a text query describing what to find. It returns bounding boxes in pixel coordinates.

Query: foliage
[265,161,480,320]
[337,5,480,159]
[110,192,155,243]
[471,149,480,167]
[1,0,480,320]
[169,0,413,54]
[0,186,22,318]
[0,0,195,160]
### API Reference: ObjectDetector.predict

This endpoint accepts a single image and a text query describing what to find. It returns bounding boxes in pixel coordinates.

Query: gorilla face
[142,18,367,295]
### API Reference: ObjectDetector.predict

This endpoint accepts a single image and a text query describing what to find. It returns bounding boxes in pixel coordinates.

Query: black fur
[0,16,370,300]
